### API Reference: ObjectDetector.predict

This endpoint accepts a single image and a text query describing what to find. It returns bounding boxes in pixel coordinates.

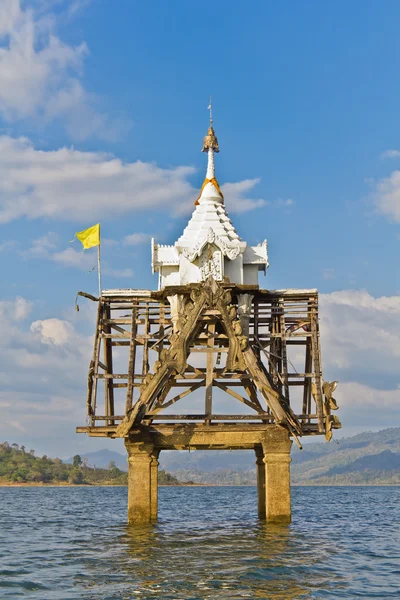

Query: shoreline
[0,482,399,488]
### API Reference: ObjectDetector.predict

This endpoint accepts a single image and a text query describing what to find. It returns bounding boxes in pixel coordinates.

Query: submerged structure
[77,112,341,524]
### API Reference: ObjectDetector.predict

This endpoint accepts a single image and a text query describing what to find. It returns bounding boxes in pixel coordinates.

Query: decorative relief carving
[181,228,241,263]
[167,294,186,332]
[237,293,254,337]
[199,246,223,281]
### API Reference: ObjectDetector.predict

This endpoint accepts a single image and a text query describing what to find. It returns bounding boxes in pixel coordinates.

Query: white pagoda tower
[151,116,268,289]
[78,109,340,528]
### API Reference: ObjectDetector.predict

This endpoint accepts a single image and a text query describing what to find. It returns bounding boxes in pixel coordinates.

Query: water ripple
[0,486,399,599]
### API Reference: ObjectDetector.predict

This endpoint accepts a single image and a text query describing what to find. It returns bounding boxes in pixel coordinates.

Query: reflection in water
[0,486,399,599]
[116,490,340,599]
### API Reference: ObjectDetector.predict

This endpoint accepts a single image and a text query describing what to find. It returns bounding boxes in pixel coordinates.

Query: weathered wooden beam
[96,373,129,379]
[279,301,290,402]
[213,381,263,413]
[86,300,101,422]
[125,306,137,414]
[205,322,215,420]
[94,415,125,420]
[242,346,302,436]
[310,303,325,433]
[190,347,229,353]
[146,414,273,421]
[83,285,326,441]
[142,303,150,378]
[243,380,264,413]
[287,372,315,378]
[103,303,115,424]
[153,380,205,413]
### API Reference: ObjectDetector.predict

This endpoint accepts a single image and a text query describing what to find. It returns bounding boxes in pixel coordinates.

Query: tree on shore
[0,442,184,486]
[72,455,83,468]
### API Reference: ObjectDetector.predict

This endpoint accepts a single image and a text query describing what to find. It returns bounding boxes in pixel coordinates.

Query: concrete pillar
[150,450,160,522]
[255,446,266,519]
[125,441,155,525]
[262,430,292,524]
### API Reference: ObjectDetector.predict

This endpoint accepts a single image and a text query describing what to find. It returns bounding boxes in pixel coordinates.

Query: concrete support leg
[150,450,160,522]
[255,446,266,519]
[262,431,292,524]
[125,441,156,525]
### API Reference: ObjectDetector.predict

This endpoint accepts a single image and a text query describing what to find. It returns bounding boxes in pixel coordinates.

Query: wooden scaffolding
[77,281,340,442]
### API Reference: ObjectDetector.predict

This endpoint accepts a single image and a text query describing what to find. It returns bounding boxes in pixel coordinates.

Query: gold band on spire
[194,177,224,205]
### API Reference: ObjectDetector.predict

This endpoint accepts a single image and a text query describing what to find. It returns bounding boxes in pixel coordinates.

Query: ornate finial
[202,97,219,153]
[202,126,219,153]
[195,97,223,205]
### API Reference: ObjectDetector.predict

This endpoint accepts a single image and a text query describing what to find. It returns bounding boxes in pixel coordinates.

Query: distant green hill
[0,443,181,486]
[3,429,398,486]
[159,428,400,485]
[291,428,400,485]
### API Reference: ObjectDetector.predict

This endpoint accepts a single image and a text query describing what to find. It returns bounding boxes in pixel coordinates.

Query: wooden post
[310,300,325,433]
[103,303,114,424]
[255,446,266,519]
[279,300,290,401]
[142,301,150,377]
[125,306,138,414]
[87,300,102,424]
[205,322,215,423]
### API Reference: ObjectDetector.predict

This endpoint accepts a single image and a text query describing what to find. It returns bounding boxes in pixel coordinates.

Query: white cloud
[103,266,134,278]
[24,234,102,271]
[52,246,97,270]
[381,149,400,159]
[24,232,58,257]
[221,179,266,214]
[276,198,294,207]
[0,296,93,387]
[14,296,33,320]
[0,295,100,453]
[0,240,17,252]
[0,136,197,223]
[30,317,75,345]
[374,168,400,223]
[320,289,400,380]
[24,234,135,280]
[123,232,152,246]
[338,382,399,408]
[0,136,267,224]
[6,419,27,433]
[0,0,127,140]
[0,296,32,321]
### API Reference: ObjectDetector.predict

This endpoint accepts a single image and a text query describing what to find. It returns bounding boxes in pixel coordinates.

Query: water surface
[0,486,399,599]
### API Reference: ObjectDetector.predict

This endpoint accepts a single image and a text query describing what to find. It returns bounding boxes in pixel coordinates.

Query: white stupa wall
[151,124,268,289]
[224,254,243,284]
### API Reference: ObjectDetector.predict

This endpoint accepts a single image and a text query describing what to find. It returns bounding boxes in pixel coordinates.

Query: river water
[0,486,399,599]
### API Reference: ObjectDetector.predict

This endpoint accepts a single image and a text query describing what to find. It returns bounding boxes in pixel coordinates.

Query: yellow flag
[75,224,100,249]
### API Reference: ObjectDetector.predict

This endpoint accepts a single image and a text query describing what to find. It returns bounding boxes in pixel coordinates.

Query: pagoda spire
[195,97,224,205]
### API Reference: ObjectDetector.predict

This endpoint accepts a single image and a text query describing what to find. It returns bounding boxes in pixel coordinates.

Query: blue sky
[0,0,399,457]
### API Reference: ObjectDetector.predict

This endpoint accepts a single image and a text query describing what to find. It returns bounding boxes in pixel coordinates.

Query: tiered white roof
[152,118,268,289]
